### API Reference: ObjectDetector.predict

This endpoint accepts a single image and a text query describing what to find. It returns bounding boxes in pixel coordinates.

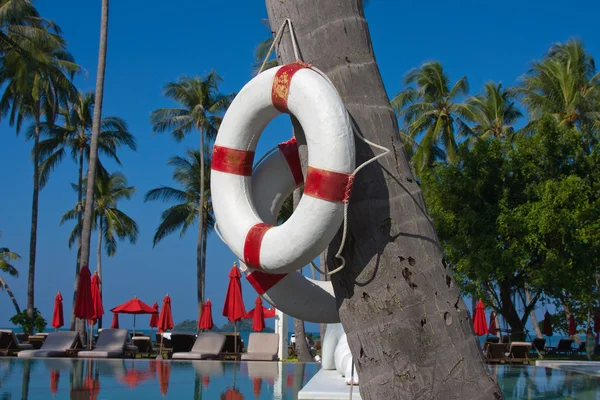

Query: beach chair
[241,333,279,361]
[77,328,129,358]
[172,332,226,360]
[485,343,507,364]
[508,342,531,364]
[131,336,153,357]
[222,333,244,354]
[556,339,574,355]
[0,329,33,356]
[531,338,546,354]
[577,341,586,354]
[17,331,80,358]
[170,332,196,353]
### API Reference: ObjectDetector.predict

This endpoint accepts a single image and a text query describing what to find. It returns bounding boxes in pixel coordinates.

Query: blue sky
[0,0,598,333]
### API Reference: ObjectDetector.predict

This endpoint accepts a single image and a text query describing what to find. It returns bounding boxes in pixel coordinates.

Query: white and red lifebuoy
[238,138,339,323]
[211,62,356,274]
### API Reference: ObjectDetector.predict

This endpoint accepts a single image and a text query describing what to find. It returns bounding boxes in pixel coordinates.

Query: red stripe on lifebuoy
[272,63,307,113]
[304,166,352,203]
[244,223,273,269]
[211,145,254,176]
[246,271,287,295]
[277,138,303,187]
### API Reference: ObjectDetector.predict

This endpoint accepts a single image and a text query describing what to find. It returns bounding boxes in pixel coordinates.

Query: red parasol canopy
[488,311,497,335]
[222,265,246,322]
[111,313,119,329]
[150,302,159,329]
[473,299,488,336]
[111,296,157,314]
[158,294,174,333]
[251,296,266,332]
[199,299,214,331]
[52,292,64,329]
[74,265,94,320]
[50,370,59,395]
[90,272,104,323]
[118,370,153,389]
[158,360,171,396]
[543,311,553,337]
[253,377,262,399]
[568,314,577,336]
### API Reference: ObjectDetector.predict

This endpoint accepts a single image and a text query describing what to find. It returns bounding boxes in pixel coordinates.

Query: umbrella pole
[234,321,238,354]
[133,314,136,337]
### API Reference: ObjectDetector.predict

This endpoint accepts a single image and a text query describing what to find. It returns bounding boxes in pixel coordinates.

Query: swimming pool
[0,358,598,399]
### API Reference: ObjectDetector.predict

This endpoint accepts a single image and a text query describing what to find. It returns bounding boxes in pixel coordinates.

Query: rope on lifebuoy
[259,19,391,276]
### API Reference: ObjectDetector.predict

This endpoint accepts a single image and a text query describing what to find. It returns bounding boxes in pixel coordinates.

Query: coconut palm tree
[62,171,138,327]
[517,39,600,133]
[458,82,523,141]
[0,17,80,330]
[151,74,230,317]
[391,61,469,176]
[144,148,214,314]
[36,91,135,328]
[0,232,21,315]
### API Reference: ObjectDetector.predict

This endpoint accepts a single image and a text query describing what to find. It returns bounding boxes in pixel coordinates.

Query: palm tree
[517,39,600,132]
[391,61,469,175]
[62,172,138,327]
[0,232,21,315]
[151,74,230,317]
[144,148,214,316]
[459,82,523,140]
[79,0,110,332]
[0,15,80,330]
[37,91,135,329]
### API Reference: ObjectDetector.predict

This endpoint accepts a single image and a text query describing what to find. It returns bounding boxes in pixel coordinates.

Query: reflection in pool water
[0,358,599,399]
[0,358,319,399]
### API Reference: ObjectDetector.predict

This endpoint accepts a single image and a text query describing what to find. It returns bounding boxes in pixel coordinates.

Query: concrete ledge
[536,360,600,376]
[298,369,362,400]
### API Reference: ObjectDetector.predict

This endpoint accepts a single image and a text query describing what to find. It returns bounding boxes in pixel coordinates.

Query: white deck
[536,360,600,376]
[298,369,362,400]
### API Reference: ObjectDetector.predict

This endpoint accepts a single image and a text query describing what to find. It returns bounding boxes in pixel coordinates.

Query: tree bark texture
[0,276,21,314]
[97,218,103,329]
[80,0,109,282]
[265,1,502,398]
[525,288,542,339]
[70,149,85,330]
[197,131,206,320]
[27,117,40,332]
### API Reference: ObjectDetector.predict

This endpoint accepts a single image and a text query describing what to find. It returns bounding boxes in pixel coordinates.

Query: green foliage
[0,232,20,277]
[10,307,46,334]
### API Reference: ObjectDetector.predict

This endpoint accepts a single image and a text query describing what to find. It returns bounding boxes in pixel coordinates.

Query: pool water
[0,358,599,399]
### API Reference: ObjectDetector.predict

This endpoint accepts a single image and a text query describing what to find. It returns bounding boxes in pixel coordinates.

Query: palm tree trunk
[80,0,109,311]
[525,287,543,339]
[265,1,502,397]
[197,131,205,319]
[0,276,21,314]
[201,211,208,311]
[70,148,85,330]
[27,114,41,333]
[97,218,103,329]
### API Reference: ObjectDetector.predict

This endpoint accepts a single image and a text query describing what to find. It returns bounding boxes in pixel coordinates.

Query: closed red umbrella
[473,299,488,336]
[264,307,276,318]
[488,311,497,335]
[88,272,104,347]
[111,313,119,329]
[52,292,64,330]
[199,299,214,331]
[156,294,173,359]
[251,296,266,332]
[543,311,553,337]
[150,302,159,329]
[223,264,246,353]
[568,314,577,336]
[74,265,94,320]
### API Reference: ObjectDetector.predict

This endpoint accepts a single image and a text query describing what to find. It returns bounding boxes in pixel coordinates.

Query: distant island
[173,319,274,333]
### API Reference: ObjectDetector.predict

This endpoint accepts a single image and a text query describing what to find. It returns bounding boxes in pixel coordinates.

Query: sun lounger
[485,343,507,363]
[222,333,244,354]
[18,331,80,358]
[170,332,197,353]
[531,338,546,354]
[131,336,153,357]
[241,333,279,361]
[508,342,531,364]
[78,328,129,358]
[172,332,226,360]
[0,329,33,355]
[556,339,574,355]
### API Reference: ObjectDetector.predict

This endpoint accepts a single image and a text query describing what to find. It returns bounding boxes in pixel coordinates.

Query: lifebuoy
[238,138,339,324]
[211,63,356,274]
